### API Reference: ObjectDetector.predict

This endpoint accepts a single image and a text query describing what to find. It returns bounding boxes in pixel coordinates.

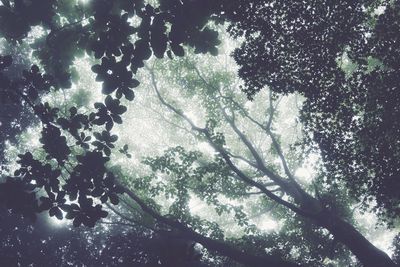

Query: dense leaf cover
[0,209,203,266]
[0,0,221,227]
[0,0,399,266]
[226,0,400,221]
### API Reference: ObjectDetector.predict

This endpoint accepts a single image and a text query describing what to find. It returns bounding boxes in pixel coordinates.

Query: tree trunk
[288,185,397,267]
[314,210,396,267]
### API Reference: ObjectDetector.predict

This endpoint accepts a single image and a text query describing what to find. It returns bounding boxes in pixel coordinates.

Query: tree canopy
[0,0,399,266]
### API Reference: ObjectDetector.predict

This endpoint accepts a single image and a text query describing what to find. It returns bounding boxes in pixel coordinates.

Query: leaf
[55,208,63,220]
[39,198,53,211]
[69,190,78,201]
[109,193,119,205]
[105,95,113,108]
[109,135,118,142]
[100,194,108,203]
[14,169,21,176]
[106,120,114,131]
[70,107,77,116]
[128,79,140,88]
[113,105,127,115]
[91,64,102,73]
[171,43,184,57]
[56,191,66,203]
[65,211,76,219]
[209,46,218,56]
[31,65,39,73]
[167,50,173,60]
[134,39,152,60]
[99,210,108,218]
[92,141,103,149]
[102,77,118,94]
[57,118,70,129]
[94,102,105,109]
[124,88,135,101]
[151,15,168,58]
[49,207,61,217]
[73,216,82,227]
[103,146,111,156]
[70,203,80,211]
[169,24,185,44]
[116,89,123,99]
[93,132,102,140]
[59,204,71,212]
[91,187,104,197]
[111,114,122,124]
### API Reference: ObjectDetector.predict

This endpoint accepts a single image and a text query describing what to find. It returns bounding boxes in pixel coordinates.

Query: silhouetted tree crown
[0,0,399,266]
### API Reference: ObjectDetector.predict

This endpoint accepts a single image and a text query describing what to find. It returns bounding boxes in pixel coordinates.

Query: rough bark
[292,189,397,267]
[314,210,397,267]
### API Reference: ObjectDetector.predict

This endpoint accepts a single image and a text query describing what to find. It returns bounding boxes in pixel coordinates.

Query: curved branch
[207,137,312,217]
[146,65,206,133]
[193,66,301,196]
[146,65,311,217]
[219,103,290,187]
[140,102,195,136]
[226,150,259,169]
[105,203,136,222]
[206,72,308,203]
[120,184,300,267]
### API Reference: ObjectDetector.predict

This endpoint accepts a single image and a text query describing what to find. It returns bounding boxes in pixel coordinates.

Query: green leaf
[109,193,119,205]
[171,43,184,57]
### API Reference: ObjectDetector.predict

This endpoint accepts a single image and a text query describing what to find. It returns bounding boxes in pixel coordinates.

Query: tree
[131,52,394,266]
[0,0,398,266]
[225,0,400,222]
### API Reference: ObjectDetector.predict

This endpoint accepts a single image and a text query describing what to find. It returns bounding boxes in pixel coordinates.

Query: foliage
[0,0,399,267]
[224,0,400,222]
[0,208,204,266]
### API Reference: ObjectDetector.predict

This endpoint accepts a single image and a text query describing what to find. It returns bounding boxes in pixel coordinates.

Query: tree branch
[146,65,314,218]
[106,203,136,223]
[146,65,206,133]
[193,66,301,196]
[226,150,259,169]
[120,183,300,267]
[98,220,137,228]
[147,65,312,217]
